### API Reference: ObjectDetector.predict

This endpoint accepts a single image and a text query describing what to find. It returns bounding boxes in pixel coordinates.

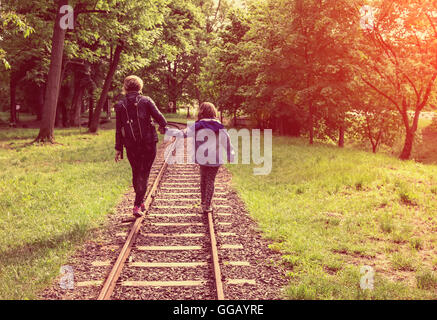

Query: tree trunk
[69,76,80,126]
[172,99,177,114]
[102,98,111,120]
[88,88,94,128]
[73,88,85,126]
[279,117,284,135]
[338,124,345,148]
[81,98,86,114]
[36,85,44,121]
[371,141,377,153]
[9,60,36,124]
[35,0,68,143]
[400,108,421,160]
[55,101,62,127]
[400,130,415,160]
[10,77,17,125]
[61,100,68,127]
[70,78,85,127]
[89,44,123,133]
[56,85,69,127]
[309,104,314,145]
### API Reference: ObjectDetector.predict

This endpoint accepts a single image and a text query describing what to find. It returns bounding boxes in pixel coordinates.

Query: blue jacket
[167,119,235,167]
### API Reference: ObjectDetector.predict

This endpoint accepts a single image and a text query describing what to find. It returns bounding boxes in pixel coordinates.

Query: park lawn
[0,126,135,299]
[162,113,192,125]
[0,112,36,124]
[227,136,437,300]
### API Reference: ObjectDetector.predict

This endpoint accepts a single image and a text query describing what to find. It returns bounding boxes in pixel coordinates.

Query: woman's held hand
[115,150,123,163]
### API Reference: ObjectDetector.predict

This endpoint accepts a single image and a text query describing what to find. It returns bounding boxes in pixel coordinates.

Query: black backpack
[117,95,158,145]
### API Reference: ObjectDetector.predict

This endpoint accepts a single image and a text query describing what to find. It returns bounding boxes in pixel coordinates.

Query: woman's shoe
[140,202,146,212]
[203,205,213,214]
[133,206,143,218]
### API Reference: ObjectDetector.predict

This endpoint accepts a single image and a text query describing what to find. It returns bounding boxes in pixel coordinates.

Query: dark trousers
[200,165,220,208]
[126,143,157,206]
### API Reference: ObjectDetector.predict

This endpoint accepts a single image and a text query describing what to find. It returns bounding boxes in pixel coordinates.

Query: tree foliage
[199,0,436,159]
[0,0,435,159]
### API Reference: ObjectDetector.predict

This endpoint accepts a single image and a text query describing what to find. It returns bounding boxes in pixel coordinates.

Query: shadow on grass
[0,224,89,268]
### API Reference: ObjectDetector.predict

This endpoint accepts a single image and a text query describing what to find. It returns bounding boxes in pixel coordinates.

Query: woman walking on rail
[166,102,235,214]
[114,75,167,218]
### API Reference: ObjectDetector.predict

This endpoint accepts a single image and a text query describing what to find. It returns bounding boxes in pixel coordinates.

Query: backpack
[117,95,158,146]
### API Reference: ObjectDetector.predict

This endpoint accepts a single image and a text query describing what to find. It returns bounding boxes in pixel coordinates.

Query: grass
[1,112,435,300]
[0,124,135,299]
[416,270,437,290]
[227,136,437,299]
[391,253,416,271]
[0,112,36,124]
[162,112,192,125]
[418,118,433,129]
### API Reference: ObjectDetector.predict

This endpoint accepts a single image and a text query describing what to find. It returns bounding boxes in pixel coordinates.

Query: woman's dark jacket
[115,92,167,154]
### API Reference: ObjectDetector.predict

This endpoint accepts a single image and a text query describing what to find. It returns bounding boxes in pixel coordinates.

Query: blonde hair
[198,102,218,121]
[122,75,143,95]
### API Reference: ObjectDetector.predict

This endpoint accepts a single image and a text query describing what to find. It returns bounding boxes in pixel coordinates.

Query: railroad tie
[148,213,203,217]
[121,281,207,287]
[76,280,103,287]
[221,244,244,250]
[226,279,256,285]
[142,233,206,238]
[136,245,203,251]
[129,262,207,268]
[225,261,251,267]
[150,222,204,227]
[154,205,231,209]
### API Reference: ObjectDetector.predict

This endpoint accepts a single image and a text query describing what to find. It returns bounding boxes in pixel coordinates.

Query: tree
[360,0,437,159]
[1,0,38,125]
[89,0,167,133]
[139,0,205,114]
[348,86,402,153]
[198,7,250,125]
[67,60,94,126]
[215,0,358,140]
[0,1,34,69]
[35,0,68,143]
[89,43,123,132]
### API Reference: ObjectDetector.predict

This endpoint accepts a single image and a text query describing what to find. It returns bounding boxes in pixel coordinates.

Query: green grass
[227,136,437,299]
[1,116,436,300]
[391,253,416,271]
[416,270,437,290]
[0,112,36,124]
[0,125,134,299]
[419,119,433,129]
[162,112,192,125]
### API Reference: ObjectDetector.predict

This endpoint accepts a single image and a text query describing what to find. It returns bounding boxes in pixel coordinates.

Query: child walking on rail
[166,102,235,214]
[114,75,167,218]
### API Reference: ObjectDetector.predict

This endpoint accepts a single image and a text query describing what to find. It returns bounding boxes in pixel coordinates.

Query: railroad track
[95,121,254,300]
